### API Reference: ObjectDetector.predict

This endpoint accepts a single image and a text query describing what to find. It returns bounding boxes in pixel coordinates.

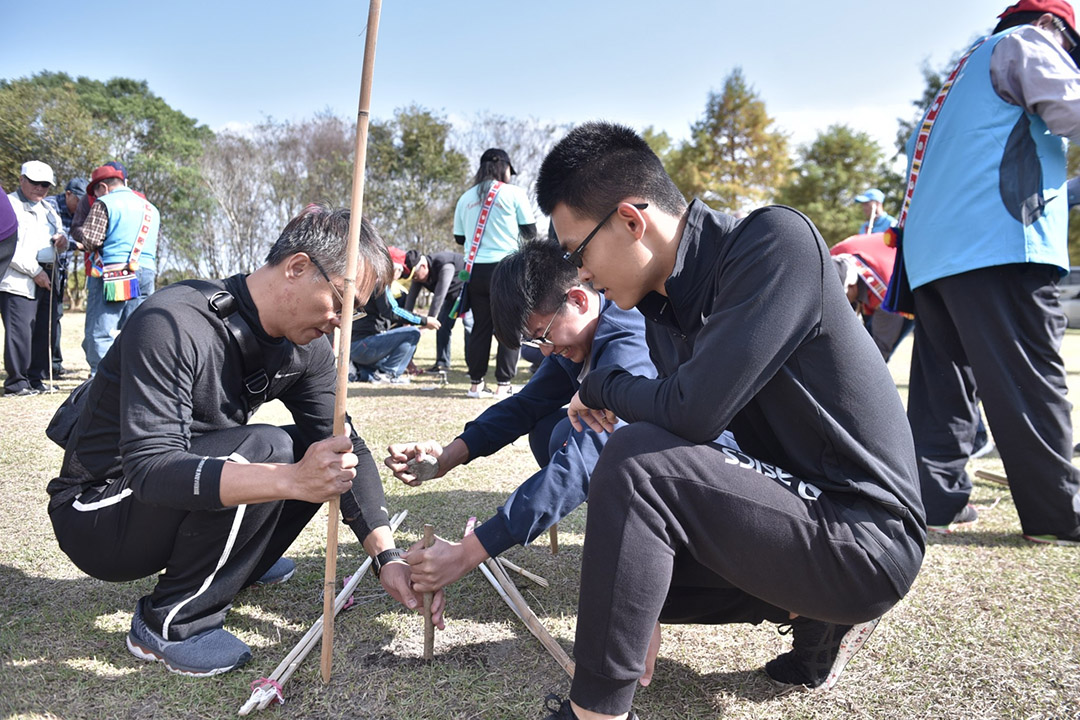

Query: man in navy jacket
[385,240,656,588]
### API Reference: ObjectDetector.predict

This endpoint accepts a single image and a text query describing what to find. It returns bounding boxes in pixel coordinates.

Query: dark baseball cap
[480,148,516,175]
[65,178,88,197]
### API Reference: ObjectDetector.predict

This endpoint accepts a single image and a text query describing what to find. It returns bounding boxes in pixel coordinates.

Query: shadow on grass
[925,529,1029,548]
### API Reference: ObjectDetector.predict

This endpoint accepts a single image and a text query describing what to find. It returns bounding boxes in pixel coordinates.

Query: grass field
[0,312,1078,720]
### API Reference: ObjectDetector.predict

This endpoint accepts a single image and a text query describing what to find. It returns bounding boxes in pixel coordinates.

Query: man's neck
[245,266,280,337]
[647,207,691,297]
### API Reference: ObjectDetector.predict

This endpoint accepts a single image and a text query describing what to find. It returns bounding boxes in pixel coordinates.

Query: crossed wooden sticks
[239,512,571,714]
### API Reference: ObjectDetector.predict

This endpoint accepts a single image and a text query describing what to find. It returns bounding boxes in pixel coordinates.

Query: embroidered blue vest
[902,28,1069,290]
[99,187,159,270]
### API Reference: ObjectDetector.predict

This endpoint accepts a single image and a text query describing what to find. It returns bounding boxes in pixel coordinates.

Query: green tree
[666,68,790,212]
[0,76,109,187]
[0,72,213,275]
[776,125,893,245]
[366,105,468,252]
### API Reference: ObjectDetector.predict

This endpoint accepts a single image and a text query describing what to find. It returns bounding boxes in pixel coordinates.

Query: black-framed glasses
[309,255,367,322]
[520,294,566,349]
[24,178,51,189]
[562,203,648,269]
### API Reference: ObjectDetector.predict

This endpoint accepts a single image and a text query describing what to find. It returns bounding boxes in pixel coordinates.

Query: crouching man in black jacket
[47,204,443,677]
[533,123,926,720]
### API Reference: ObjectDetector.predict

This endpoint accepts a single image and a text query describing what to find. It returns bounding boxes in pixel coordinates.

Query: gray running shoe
[252,557,296,587]
[126,597,251,677]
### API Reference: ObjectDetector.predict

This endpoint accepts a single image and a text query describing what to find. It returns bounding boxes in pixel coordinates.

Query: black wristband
[372,547,405,578]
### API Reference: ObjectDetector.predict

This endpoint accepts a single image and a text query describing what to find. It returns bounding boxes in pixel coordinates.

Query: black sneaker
[5,387,39,397]
[541,695,639,720]
[426,364,449,374]
[927,503,978,535]
[765,617,880,690]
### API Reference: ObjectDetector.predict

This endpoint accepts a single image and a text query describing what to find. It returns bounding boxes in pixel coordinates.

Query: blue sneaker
[126,597,251,677]
[252,557,296,587]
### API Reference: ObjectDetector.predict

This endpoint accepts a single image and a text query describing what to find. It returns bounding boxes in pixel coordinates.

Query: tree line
[3,66,1077,304]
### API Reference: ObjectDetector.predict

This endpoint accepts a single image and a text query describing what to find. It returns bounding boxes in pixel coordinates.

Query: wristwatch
[372,547,406,578]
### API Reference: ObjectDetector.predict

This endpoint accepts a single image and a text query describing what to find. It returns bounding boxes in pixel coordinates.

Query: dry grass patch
[0,316,1077,719]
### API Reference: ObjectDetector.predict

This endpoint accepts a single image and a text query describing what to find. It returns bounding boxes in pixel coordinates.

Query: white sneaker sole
[126,635,238,677]
[820,618,880,691]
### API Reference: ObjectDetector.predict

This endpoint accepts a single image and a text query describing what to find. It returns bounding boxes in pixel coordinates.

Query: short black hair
[536,121,687,222]
[490,239,582,348]
[266,203,392,290]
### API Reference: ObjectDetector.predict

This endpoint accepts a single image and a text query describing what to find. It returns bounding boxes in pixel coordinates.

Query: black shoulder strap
[182,279,269,412]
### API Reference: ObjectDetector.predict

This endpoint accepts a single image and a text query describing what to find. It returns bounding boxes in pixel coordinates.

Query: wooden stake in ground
[423,523,435,660]
[240,510,408,715]
[549,524,559,555]
[321,0,383,686]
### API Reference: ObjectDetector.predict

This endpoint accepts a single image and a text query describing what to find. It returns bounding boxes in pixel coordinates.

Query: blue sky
[8,0,1002,155]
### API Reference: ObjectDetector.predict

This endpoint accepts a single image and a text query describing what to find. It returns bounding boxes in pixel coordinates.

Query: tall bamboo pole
[321,0,383,685]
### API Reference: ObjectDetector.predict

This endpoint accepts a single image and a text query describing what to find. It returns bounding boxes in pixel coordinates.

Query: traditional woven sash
[93,201,154,302]
[895,37,989,231]
[449,180,502,319]
[883,36,988,316]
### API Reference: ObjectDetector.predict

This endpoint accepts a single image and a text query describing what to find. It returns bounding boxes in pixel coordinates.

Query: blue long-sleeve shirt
[461,297,657,557]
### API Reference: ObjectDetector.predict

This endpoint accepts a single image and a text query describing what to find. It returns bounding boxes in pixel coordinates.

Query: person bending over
[533,122,925,720]
[48,205,444,677]
[384,239,655,588]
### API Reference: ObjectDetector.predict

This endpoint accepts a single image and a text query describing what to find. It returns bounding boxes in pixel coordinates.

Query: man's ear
[615,202,648,241]
[284,252,312,280]
[566,285,591,313]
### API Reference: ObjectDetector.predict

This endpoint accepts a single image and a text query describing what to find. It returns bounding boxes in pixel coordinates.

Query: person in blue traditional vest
[900,0,1080,545]
[80,164,160,375]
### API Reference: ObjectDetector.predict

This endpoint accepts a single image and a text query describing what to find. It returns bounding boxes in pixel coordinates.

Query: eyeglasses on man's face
[23,177,52,189]
[309,255,367,322]
[520,295,566,349]
[562,203,648,269]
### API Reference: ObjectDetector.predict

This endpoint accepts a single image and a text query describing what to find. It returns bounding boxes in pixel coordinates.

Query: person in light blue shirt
[853,188,896,234]
[453,148,537,398]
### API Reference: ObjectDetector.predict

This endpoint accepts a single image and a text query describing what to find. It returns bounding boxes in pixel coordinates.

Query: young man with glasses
[532,122,926,720]
[384,239,656,589]
[47,204,444,677]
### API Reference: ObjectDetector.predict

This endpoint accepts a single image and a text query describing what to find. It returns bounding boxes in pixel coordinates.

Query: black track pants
[51,424,318,640]
[569,423,921,715]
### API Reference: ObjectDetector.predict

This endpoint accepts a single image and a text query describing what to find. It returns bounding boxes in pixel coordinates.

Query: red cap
[388,246,407,267]
[89,164,125,191]
[999,0,1079,40]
